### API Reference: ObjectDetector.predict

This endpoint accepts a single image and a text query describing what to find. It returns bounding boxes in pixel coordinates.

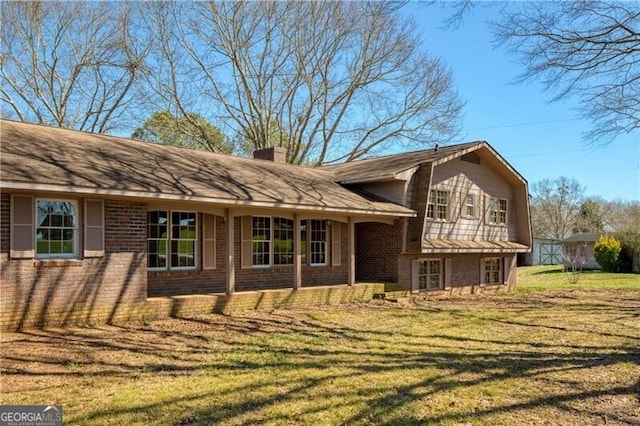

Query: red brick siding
[0,196,148,331]
[356,221,401,282]
[147,214,227,296]
[145,283,385,320]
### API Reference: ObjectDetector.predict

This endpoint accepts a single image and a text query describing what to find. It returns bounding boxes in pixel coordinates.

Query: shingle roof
[321,142,482,183]
[0,119,414,217]
[562,233,602,243]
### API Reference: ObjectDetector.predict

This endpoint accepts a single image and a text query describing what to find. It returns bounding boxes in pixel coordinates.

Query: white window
[427,190,449,220]
[243,216,295,267]
[35,199,78,258]
[243,217,328,268]
[273,217,294,266]
[252,216,272,267]
[483,258,502,284]
[148,210,197,270]
[488,197,507,225]
[417,259,442,291]
[309,219,327,266]
[465,194,477,218]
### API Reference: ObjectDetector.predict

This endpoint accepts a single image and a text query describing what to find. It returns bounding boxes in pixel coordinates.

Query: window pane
[274,218,294,265]
[309,220,327,265]
[35,200,77,257]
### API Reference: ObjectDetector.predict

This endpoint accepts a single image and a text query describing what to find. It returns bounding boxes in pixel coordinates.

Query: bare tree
[531,177,585,240]
[0,1,151,133]
[148,1,463,165]
[494,1,640,146]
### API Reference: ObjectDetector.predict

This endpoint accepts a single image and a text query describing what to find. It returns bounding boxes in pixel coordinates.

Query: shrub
[593,235,621,272]
[613,230,640,273]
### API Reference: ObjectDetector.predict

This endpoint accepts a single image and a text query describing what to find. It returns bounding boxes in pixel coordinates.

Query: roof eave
[1,181,417,218]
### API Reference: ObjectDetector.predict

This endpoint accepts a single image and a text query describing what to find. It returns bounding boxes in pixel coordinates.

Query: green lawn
[517,264,640,291]
[1,271,639,425]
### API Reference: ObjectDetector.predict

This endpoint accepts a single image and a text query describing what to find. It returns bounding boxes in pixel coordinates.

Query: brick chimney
[253,146,287,163]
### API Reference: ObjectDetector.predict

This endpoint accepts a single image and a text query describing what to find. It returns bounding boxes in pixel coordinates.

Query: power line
[507,142,639,159]
[465,118,580,132]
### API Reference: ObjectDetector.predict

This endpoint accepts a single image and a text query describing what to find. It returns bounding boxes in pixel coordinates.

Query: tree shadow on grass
[2,294,639,425]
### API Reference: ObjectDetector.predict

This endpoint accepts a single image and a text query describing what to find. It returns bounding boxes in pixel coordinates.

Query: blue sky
[403,3,639,201]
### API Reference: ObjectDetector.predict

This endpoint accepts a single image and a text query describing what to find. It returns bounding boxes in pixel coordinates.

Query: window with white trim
[35,199,78,258]
[484,258,502,284]
[309,219,327,265]
[147,210,197,270]
[273,217,294,265]
[243,217,328,267]
[488,197,508,225]
[252,216,271,266]
[427,190,449,220]
[417,259,442,291]
[464,194,477,218]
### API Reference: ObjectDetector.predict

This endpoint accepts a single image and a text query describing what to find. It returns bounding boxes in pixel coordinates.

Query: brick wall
[1,196,148,331]
[144,283,385,320]
[356,221,401,282]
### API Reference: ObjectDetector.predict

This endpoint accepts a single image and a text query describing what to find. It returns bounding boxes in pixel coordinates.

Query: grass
[1,269,639,425]
[517,264,640,291]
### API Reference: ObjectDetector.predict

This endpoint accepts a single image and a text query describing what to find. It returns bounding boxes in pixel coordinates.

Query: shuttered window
[241,217,334,268]
[427,190,449,220]
[487,197,508,225]
[35,199,78,258]
[482,257,503,284]
[412,258,448,292]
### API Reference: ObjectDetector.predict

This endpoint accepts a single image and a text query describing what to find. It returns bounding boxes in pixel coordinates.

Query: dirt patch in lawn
[2,289,639,425]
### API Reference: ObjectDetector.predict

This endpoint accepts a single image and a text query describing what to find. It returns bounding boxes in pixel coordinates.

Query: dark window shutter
[10,194,34,258]
[84,199,104,257]
[203,214,216,270]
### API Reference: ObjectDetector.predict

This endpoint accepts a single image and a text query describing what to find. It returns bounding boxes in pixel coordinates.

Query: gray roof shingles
[0,119,414,217]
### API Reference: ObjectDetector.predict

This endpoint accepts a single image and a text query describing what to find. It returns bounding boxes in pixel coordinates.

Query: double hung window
[36,199,78,258]
[427,190,449,220]
[148,211,197,270]
[488,198,508,225]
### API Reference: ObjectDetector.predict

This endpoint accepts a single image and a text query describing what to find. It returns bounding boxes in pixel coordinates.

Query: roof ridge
[320,141,484,169]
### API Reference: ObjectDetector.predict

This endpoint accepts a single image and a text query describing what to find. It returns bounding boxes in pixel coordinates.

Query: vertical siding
[424,158,516,242]
[406,164,432,252]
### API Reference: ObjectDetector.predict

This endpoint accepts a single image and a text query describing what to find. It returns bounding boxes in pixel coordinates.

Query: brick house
[0,119,531,330]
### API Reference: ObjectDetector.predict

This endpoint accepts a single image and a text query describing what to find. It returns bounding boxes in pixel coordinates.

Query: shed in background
[518,238,563,266]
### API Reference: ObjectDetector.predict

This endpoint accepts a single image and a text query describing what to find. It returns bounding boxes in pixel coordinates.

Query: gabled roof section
[0,119,414,217]
[322,141,528,187]
[321,142,481,183]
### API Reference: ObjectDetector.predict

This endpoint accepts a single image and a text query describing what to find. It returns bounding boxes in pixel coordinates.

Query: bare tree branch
[493,1,640,146]
[150,1,463,165]
[0,1,152,133]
